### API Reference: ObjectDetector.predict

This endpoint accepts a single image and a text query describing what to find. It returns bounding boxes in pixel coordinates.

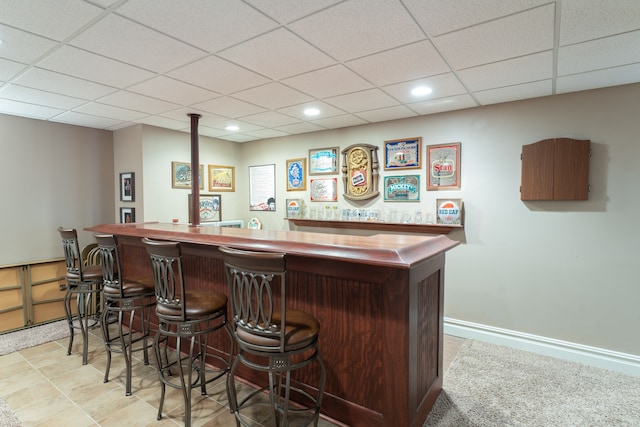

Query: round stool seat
[65,264,103,282]
[236,310,320,351]
[103,279,154,297]
[155,289,227,319]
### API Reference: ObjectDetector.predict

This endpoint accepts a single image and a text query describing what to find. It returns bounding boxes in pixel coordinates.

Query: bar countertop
[86,222,459,268]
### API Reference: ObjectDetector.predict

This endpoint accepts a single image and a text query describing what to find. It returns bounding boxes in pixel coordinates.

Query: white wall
[0,114,114,265]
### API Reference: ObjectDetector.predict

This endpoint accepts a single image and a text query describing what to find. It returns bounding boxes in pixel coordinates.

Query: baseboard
[444,317,640,377]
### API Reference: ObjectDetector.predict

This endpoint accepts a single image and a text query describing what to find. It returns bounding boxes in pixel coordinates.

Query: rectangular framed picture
[309,147,339,175]
[208,164,235,192]
[119,172,135,202]
[310,178,338,201]
[120,207,135,223]
[436,199,463,225]
[188,193,221,223]
[427,142,461,190]
[384,137,421,170]
[172,161,204,189]
[286,158,306,191]
[383,175,420,201]
[249,164,276,211]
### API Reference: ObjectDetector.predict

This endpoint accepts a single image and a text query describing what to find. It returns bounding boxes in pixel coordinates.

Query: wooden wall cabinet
[521,138,590,201]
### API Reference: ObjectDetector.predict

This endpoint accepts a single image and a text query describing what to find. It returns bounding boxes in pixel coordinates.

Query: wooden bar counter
[86,222,459,427]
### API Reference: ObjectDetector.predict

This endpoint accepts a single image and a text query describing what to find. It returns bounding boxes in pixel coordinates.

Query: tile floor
[0,326,465,426]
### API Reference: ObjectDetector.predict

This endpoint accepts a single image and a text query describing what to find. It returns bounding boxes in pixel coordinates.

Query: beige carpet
[425,340,640,426]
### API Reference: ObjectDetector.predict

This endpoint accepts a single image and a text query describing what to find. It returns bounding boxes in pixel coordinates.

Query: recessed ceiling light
[411,86,432,97]
[225,125,239,131]
[304,108,320,116]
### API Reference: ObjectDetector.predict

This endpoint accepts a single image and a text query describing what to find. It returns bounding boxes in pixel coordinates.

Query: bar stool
[57,227,104,365]
[219,246,326,427]
[142,238,233,427]
[94,233,155,396]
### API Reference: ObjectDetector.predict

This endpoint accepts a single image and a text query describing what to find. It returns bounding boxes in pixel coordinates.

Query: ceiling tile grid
[0,0,638,141]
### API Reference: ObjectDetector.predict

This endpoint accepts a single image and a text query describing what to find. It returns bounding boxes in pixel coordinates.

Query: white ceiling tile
[128,76,219,106]
[383,73,467,103]
[115,0,278,53]
[196,125,236,139]
[434,5,555,69]
[276,101,345,121]
[289,0,424,61]
[219,28,336,80]
[232,83,313,110]
[192,97,265,119]
[325,89,399,113]
[74,102,148,121]
[51,111,123,128]
[346,41,451,86]
[37,46,155,87]
[474,80,552,105]
[275,122,327,135]
[69,14,206,73]
[0,58,26,81]
[407,94,478,115]
[14,68,117,99]
[558,31,640,76]
[556,64,640,94]
[311,114,368,129]
[0,98,64,120]
[240,111,300,128]
[403,0,549,36]
[0,0,103,41]
[282,64,373,98]
[246,0,343,23]
[355,105,418,123]
[459,52,553,91]
[218,133,261,143]
[97,91,180,115]
[0,24,58,64]
[0,84,87,110]
[245,128,290,139]
[560,0,640,46]
[133,115,186,130]
[159,107,213,124]
[168,56,270,95]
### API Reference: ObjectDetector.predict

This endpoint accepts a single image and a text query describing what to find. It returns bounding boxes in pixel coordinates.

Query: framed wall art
[285,158,306,191]
[172,161,204,189]
[310,178,338,202]
[383,175,420,201]
[208,164,235,192]
[309,147,339,175]
[341,144,380,201]
[188,193,221,223]
[436,199,463,225]
[427,142,461,190]
[120,207,135,223]
[119,172,134,202]
[384,137,421,170]
[249,164,276,211]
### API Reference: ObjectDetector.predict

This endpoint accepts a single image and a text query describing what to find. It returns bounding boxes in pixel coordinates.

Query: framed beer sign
[384,137,421,170]
[427,142,461,190]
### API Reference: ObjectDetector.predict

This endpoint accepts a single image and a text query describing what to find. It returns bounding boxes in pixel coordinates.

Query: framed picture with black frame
[120,172,134,202]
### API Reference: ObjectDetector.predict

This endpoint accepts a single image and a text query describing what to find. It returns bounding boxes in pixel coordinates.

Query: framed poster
[249,164,276,211]
[310,178,338,202]
[172,161,204,189]
[208,165,235,192]
[119,172,134,202]
[427,143,461,190]
[436,199,463,225]
[188,193,221,222]
[384,137,421,170]
[120,207,135,223]
[383,175,420,201]
[286,158,306,191]
[309,147,339,175]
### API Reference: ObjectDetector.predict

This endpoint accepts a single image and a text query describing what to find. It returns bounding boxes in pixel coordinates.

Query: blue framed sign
[384,137,421,170]
[383,175,420,201]
[286,158,306,191]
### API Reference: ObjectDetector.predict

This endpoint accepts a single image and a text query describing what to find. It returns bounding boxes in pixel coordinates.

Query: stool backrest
[57,227,86,281]
[219,246,287,352]
[94,233,124,298]
[142,238,186,321]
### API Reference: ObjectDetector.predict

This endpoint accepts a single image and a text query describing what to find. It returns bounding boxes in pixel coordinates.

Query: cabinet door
[521,139,555,200]
[553,138,590,200]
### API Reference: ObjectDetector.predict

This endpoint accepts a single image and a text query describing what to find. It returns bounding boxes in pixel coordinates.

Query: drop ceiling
[1,0,639,142]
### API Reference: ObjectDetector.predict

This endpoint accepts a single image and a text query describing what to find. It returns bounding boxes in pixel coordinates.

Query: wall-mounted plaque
[427,143,461,190]
[383,175,420,201]
[341,144,379,201]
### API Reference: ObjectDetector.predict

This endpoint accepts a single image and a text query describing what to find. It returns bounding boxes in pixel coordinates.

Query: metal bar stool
[57,227,103,365]
[219,246,326,427]
[142,238,233,427]
[94,233,155,396]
